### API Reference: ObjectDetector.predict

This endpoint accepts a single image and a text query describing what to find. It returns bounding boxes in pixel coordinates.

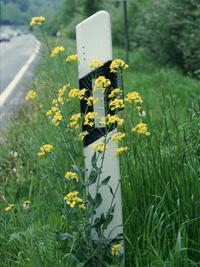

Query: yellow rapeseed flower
[108,88,122,98]
[52,110,62,126]
[64,191,83,208]
[66,54,79,62]
[111,243,121,256]
[4,204,14,212]
[132,123,150,136]
[94,76,111,90]
[125,92,143,104]
[69,113,81,128]
[84,96,99,106]
[110,59,128,73]
[79,88,87,100]
[65,171,79,182]
[30,16,45,26]
[116,146,128,156]
[84,112,97,127]
[92,142,106,152]
[68,89,80,98]
[89,59,103,68]
[100,114,124,126]
[79,131,89,140]
[111,132,125,142]
[109,98,124,110]
[50,46,65,57]
[25,90,36,101]
[38,144,54,156]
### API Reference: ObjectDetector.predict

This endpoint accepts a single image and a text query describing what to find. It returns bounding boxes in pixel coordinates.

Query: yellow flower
[52,110,62,126]
[79,203,86,209]
[23,200,30,210]
[65,171,79,182]
[66,54,78,62]
[25,90,36,101]
[111,132,125,142]
[111,243,121,256]
[30,16,45,26]
[79,88,87,100]
[89,59,103,68]
[100,114,124,126]
[68,89,80,98]
[38,144,54,156]
[110,59,128,73]
[79,131,89,140]
[132,123,150,136]
[50,46,65,57]
[94,76,111,90]
[84,112,97,127]
[125,92,143,104]
[108,88,122,98]
[64,191,83,208]
[92,142,106,152]
[4,204,14,212]
[116,146,128,156]
[84,96,99,106]
[69,113,81,128]
[109,98,124,110]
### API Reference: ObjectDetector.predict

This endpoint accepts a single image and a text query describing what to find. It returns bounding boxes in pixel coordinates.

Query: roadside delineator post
[76,10,124,254]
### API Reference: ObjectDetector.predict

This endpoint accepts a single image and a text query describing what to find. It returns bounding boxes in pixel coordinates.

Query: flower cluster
[66,54,78,62]
[50,46,65,57]
[25,90,36,101]
[108,88,122,98]
[100,114,124,126]
[92,142,106,152]
[132,123,150,136]
[110,59,128,73]
[65,172,79,182]
[38,144,54,156]
[116,146,128,156]
[84,112,97,127]
[111,243,121,256]
[30,16,45,26]
[68,88,87,100]
[89,60,103,69]
[125,91,143,104]
[109,98,124,111]
[111,132,125,142]
[69,113,81,128]
[94,76,111,90]
[46,84,69,126]
[79,131,89,140]
[64,191,85,209]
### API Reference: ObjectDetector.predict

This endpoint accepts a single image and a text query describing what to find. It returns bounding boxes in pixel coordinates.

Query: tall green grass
[0,37,199,266]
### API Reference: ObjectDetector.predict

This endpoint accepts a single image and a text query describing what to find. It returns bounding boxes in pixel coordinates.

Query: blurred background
[1,0,200,78]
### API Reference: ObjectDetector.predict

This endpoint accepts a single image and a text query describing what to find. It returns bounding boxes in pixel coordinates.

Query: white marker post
[76,11,124,251]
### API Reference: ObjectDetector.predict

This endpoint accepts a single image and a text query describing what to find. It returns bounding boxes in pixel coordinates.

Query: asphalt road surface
[0,34,40,139]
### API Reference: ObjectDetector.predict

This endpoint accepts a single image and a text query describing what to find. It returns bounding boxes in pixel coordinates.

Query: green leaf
[109,185,114,196]
[101,176,111,186]
[95,193,102,209]
[88,169,99,185]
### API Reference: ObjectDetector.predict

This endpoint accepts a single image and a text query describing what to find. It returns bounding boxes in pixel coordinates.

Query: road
[0,34,40,138]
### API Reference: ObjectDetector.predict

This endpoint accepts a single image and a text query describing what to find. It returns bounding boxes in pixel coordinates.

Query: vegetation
[0,0,61,25]
[0,22,199,265]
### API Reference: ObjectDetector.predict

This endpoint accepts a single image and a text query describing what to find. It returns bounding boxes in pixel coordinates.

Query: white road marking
[0,41,41,107]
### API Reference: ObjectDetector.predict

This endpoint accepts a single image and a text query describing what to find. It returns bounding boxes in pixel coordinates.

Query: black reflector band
[80,60,122,146]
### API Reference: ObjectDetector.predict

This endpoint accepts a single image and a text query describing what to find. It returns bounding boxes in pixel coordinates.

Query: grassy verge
[0,36,200,267]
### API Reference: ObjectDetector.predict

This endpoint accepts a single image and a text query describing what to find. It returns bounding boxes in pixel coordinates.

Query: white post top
[76,11,113,79]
